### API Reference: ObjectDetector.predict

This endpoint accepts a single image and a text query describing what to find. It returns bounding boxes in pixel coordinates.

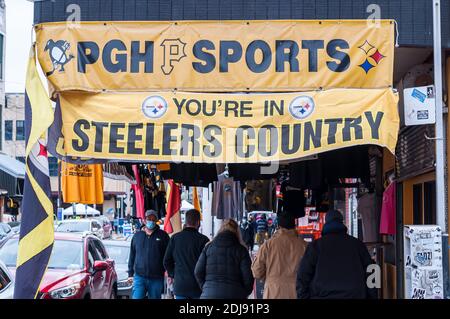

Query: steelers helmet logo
[289,96,315,120]
[142,96,168,119]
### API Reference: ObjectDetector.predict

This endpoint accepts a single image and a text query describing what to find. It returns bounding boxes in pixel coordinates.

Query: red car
[0,232,117,299]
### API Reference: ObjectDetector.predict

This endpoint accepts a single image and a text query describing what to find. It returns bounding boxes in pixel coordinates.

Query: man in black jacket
[296,210,377,299]
[163,209,209,299]
[128,210,170,299]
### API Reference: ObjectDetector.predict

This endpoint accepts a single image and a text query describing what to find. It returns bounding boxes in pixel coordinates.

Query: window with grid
[4,120,12,141]
[16,120,25,141]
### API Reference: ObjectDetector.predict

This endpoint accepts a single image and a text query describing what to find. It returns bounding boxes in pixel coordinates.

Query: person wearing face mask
[128,210,170,299]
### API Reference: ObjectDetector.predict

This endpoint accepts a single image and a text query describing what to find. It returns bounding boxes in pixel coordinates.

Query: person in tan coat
[251,213,307,299]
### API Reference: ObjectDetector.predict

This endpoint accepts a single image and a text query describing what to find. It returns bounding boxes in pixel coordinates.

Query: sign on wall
[404,225,444,299]
[404,86,436,126]
[48,88,399,163]
[36,20,394,92]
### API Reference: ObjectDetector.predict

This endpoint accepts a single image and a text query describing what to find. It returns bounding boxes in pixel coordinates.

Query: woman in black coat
[194,219,254,299]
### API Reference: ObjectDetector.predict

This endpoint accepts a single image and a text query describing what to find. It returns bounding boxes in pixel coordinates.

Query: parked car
[55,219,104,239]
[102,240,131,298]
[94,216,113,239]
[0,223,13,248]
[0,233,117,299]
[0,260,14,299]
[10,223,20,234]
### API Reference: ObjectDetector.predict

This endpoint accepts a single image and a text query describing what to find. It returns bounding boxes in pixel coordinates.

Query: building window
[0,34,3,80]
[49,157,58,177]
[16,157,25,164]
[4,120,12,140]
[16,120,25,141]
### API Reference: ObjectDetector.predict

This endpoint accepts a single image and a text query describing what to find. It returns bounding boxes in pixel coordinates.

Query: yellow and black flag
[14,46,55,299]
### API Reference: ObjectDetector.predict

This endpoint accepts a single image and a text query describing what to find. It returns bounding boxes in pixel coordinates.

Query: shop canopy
[62,203,101,217]
[0,154,25,196]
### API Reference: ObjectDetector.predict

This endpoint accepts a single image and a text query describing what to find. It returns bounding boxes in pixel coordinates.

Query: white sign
[404,85,436,126]
[404,225,444,299]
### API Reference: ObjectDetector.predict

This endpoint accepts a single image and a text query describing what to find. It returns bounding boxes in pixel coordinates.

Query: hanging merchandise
[61,162,104,205]
[212,174,243,220]
[245,180,276,212]
[321,146,371,185]
[164,180,182,235]
[357,192,380,243]
[192,187,202,220]
[154,176,167,219]
[161,163,218,187]
[228,164,277,181]
[131,164,145,220]
[288,159,324,189]
[278,182,306,219]
[380,182,396,235]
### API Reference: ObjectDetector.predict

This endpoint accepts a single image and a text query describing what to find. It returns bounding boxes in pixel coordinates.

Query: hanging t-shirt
[62,163,104,205]
[380,182,396,235]
[357,193,380,243]
[212,175,243,220]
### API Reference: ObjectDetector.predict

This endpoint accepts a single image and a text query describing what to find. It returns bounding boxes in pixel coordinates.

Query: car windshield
[0,239,84,269]
[103,244,129,264]
[56,222,90,232]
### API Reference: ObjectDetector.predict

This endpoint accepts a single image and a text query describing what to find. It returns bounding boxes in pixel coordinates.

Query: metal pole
[433,0,449,299]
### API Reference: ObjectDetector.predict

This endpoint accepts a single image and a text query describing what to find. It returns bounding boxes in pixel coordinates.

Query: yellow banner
[55,89,399,163]
[36,20,394,92]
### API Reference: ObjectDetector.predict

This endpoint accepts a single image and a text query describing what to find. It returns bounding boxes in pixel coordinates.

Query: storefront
[23,0,450,299]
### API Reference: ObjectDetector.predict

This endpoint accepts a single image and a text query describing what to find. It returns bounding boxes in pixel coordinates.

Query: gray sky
[5,0,34,93]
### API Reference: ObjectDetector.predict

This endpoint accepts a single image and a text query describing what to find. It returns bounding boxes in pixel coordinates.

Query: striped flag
[14,47,55,299]
[164,180,181,234]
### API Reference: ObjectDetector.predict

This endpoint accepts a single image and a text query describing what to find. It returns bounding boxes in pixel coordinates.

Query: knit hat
[325,210,344,224]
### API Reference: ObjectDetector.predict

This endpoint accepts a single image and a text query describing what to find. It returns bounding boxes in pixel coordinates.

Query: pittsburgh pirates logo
[160,38,187,75]
[44,39,75,77]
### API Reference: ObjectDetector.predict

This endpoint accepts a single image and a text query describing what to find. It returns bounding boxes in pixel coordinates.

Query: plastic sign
[404,85,436,126]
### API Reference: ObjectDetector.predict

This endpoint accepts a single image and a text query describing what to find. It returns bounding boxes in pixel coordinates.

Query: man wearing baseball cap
[296,210,377,299]
[128,210,170,299]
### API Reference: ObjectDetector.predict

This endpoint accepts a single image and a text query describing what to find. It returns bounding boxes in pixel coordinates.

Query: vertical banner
[15,47,54,299]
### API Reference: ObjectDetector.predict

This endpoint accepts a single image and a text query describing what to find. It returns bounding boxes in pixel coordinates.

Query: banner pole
[433,0,449,299]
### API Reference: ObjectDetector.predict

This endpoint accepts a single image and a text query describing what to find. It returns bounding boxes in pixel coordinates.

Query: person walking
[194,219,254,299]
[255,214,269,245]
[252,213,307,299]
[240,217,255,253]
[163,209,210,299]
[128,210,170,299]
[296,210,377,299]
[267,218,275,238]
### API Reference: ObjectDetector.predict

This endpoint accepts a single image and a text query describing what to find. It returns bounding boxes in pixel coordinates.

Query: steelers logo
[142,96,168,119]
[289,96,315,120]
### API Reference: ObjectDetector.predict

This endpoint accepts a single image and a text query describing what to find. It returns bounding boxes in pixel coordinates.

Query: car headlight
[117,280,132,288]
[49,284,80,299]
